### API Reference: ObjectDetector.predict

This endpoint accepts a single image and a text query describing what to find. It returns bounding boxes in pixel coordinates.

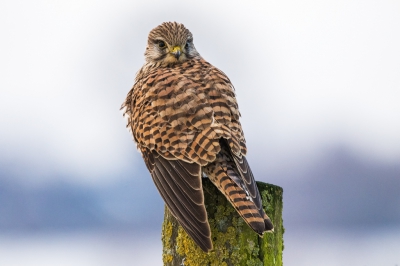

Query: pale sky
[1,0,399,185]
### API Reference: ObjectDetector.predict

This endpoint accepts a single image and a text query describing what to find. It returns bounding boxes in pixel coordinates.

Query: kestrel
[121,22,273,252]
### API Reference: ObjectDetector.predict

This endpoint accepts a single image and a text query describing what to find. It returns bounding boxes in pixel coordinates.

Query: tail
[203,139,273,234]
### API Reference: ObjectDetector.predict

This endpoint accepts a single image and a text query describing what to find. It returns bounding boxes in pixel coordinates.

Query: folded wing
[141,148,213,252]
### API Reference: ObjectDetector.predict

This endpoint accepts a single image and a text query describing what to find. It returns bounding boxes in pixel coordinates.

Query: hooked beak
[171,46,182,59]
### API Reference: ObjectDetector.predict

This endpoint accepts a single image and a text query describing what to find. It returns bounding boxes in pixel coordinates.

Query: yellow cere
[171,46,181,53]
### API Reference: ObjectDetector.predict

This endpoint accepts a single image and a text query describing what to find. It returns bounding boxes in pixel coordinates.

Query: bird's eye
[157,40,166,48]
[185,40,192,49]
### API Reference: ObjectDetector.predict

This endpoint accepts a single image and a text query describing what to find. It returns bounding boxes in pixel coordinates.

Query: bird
[121,21,273,252]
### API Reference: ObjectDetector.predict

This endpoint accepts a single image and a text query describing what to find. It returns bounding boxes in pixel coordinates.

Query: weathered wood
[161,178,284,266]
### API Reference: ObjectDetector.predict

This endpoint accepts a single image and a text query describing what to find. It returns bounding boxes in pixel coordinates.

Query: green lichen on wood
[257,182,284,266]
[161,219,174,264]
[161,178,284,266]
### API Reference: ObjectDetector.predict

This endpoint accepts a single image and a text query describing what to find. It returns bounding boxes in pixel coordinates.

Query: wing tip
[260,217,275,237]
[199,240,213,253]
[264,218,274,232]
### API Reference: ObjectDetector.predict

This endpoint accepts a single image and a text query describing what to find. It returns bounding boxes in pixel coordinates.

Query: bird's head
[144,22,200,65]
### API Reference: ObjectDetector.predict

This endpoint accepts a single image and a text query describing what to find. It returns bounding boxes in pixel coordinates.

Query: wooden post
[161,178,284,266]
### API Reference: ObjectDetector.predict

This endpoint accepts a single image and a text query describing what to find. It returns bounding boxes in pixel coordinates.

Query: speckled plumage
[122,22,273,252]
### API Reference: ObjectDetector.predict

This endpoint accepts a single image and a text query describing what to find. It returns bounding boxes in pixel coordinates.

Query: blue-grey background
[1,0,399,265]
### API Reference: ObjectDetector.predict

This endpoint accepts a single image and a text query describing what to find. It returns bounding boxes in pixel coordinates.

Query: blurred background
[1,0,399,265]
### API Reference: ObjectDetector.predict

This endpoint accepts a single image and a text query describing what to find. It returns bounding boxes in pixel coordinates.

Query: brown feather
[122,22,273,252]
